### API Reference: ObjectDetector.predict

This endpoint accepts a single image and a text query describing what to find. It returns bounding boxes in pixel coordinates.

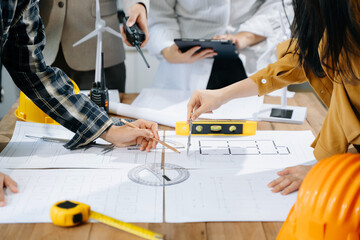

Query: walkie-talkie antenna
[122,16,150,68]
[135,45,150,68]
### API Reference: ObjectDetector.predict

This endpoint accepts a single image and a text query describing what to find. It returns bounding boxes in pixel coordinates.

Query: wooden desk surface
[0,92,327,240]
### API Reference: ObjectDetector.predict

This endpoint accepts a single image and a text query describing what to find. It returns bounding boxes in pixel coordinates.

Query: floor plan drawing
[0,122,161,169]
[163,130,315,169]
[0,169,163,223]
[199,139,290,155]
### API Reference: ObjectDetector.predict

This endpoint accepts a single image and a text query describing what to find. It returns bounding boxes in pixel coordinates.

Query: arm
[238,0,292,41]
[214,0,293,50]
[187,39,308,121]
[3,1,158,150]
[146,0,179,59]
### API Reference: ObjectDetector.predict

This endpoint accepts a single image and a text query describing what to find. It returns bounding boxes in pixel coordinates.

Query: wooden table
[0,92,327,240]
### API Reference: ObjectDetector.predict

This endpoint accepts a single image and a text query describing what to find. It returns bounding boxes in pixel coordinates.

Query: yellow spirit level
[176,120,257,136]
[50,200,164,240]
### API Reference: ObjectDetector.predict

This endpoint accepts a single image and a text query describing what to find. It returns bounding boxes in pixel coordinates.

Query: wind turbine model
[72,0,124,112]
[257,6,307,124]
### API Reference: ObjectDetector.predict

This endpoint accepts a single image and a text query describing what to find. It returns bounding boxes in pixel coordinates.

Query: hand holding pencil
[100,119,159,152]
[121,119,180,153]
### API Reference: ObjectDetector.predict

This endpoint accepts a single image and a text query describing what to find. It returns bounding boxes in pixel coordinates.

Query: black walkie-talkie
[122,16,150,68]
[90,53,109,114]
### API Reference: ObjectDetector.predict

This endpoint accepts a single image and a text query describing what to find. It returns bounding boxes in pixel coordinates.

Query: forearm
[218,77,259,104]
[237,32,266,48]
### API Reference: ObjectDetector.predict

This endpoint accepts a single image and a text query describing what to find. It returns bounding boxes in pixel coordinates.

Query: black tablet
[174,38,238,59]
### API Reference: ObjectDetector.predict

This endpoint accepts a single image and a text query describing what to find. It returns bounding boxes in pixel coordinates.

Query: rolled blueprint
[109,101,180,127]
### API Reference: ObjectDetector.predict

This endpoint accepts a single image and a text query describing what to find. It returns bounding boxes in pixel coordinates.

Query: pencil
[120,119,180,154]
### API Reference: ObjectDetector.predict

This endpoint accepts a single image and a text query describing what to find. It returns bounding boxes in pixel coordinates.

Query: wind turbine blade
[104,27,123,39]
[96,0,101,26]
[73,29,99,47]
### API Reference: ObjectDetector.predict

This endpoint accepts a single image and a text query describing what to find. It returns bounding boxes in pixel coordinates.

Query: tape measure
[176,120,257,136]
[50,200,164,240]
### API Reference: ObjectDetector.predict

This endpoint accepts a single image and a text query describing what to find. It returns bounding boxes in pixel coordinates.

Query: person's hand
[213,32,265,50]
[0,172,18,207]
[121,3,149,47]
[268,165,313,195]
[162,44,217,64]
[101,119,159,152]
[187,89,227,122]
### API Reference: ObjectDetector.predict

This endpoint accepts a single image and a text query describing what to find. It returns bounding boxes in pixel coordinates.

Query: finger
[184,46,202,57]
[126,14,138,27]
[0,174,4,207]
[136,136,144,146]
[145,121,159,140]
[212,35,230,40]
[187,94,198,122]
[193,51,217,61]
[152,137,157,149]
[277,167,291,176]
[192,104,209,120]
[0,188,4,207]
[192,49,214,58]
[137,16,149,47]
[4,176,18,193]
[281,181,301,195]
[136,128,154,139]
[267,175,285,188]
[271,177,291,193]
[140,138,149,151]
[121,26,133,47]
[146,139,153,152]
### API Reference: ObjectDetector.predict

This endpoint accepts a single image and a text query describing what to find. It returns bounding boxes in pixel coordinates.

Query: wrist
[236,32,265,48]
[100,125,120,144]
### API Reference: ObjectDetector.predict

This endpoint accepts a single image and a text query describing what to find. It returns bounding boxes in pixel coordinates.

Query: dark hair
[289,0,360,82]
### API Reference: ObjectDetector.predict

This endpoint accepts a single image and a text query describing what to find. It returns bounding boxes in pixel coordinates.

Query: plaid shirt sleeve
[2,0,113,149]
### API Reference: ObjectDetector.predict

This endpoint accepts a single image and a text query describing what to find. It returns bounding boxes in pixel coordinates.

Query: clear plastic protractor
[128,163,190,186]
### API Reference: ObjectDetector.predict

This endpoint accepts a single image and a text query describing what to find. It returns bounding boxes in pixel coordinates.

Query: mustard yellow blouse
[250,39,360,161]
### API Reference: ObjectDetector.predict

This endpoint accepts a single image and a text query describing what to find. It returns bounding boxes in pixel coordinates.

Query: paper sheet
[163,131,315,169]
[131,88,192,110]
[0,122,161,169]
[0,168,163,223]
[110,88,264,127]
[165,168,297,222]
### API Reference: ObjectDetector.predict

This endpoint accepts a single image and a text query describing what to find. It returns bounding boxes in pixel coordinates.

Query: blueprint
[0,122,162,169]
[163,131,315,169]
[165,168,297,222]
[0,168,163,223]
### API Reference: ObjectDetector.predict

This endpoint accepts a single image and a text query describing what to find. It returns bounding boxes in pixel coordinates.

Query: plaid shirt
[0,0,113,149]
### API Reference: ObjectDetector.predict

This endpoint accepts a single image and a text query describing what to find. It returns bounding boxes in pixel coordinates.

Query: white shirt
[147,0,293,91]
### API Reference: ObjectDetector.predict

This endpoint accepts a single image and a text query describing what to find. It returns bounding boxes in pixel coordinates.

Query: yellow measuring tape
[50,200,164,240]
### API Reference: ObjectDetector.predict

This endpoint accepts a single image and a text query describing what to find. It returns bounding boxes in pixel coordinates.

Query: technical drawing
[199,140,290,155]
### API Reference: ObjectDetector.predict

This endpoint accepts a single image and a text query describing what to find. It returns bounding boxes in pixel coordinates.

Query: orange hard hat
[15,79,81,125]
[277,153,360,240]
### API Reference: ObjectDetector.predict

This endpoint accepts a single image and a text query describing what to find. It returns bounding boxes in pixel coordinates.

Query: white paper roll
[109,101,180,127]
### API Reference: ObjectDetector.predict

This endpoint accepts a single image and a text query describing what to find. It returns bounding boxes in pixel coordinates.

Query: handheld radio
[122,16,150,68]
[90,52,109,114]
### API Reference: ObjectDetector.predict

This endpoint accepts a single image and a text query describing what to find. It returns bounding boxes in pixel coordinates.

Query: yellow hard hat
[277,153,360,240]
[15,79,81,125]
